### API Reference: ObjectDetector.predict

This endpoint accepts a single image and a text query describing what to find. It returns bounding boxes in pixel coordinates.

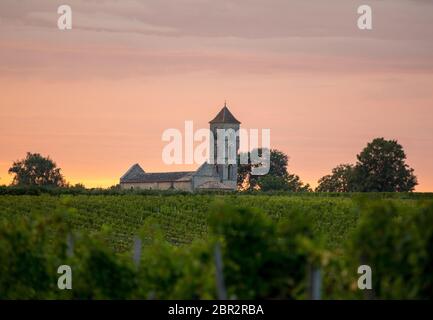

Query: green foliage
[352,138,417,192]
[0,194,360,251]
[209,203,317,299]
[0,214,68,299]
[8,152,66,187]
[285,174,312,192]
[317,138,418,192]
[255,175,290,191]
[238,148,310,192]
[69,237,137,299]
[137,238,216,299]
[259,174,312,192]
[316,164,355,192]
[346,200,433,299]
[0,194,433,299]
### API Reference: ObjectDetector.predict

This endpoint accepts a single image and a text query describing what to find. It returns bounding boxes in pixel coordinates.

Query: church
[119,104,240,192]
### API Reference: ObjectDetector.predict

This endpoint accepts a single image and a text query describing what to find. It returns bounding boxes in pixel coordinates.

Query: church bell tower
[209,102,241,189]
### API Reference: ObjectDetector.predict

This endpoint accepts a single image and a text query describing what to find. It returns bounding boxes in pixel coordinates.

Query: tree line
[2,137,418,192]
[238,137,417,192]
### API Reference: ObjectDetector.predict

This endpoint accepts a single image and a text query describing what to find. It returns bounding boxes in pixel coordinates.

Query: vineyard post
[133,236,142,268]
[214,242,227,300]
[66,233,74,257]
[308,264,322,300]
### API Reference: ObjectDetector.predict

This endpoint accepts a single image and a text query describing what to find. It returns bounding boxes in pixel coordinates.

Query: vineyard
[0,193,432,299]
[0,194,366,250]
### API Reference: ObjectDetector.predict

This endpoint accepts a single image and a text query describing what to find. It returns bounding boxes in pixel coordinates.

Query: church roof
[120,163,145,181]
[209,105,240,124]
[120,165,194,183]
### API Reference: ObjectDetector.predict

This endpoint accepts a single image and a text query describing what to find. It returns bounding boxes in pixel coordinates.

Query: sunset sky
[1,0,433,190]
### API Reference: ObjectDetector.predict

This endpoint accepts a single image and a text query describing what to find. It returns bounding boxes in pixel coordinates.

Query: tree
[352,138,417,192]
[285,174,311,192]
[258,175,289,191]
[238,148,311,192]
[8,152,66,187]
[316,164,355,192]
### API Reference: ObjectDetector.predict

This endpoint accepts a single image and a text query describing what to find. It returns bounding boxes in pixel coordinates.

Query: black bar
[0,300,430,319]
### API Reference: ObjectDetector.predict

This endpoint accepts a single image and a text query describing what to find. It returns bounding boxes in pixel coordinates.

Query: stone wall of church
[173,181,193,192]
[120,181,193,192]
[221,180,237,190]
[192,175,221,190]
[120,182,163,190]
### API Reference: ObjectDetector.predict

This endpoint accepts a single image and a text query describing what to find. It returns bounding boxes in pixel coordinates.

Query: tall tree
[238,148,310,192]
[316,164,355,192]
[352,138,417,192]
[8,152,66,187]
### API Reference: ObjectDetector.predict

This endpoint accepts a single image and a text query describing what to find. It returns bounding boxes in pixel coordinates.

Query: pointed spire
[209,103,241,124]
